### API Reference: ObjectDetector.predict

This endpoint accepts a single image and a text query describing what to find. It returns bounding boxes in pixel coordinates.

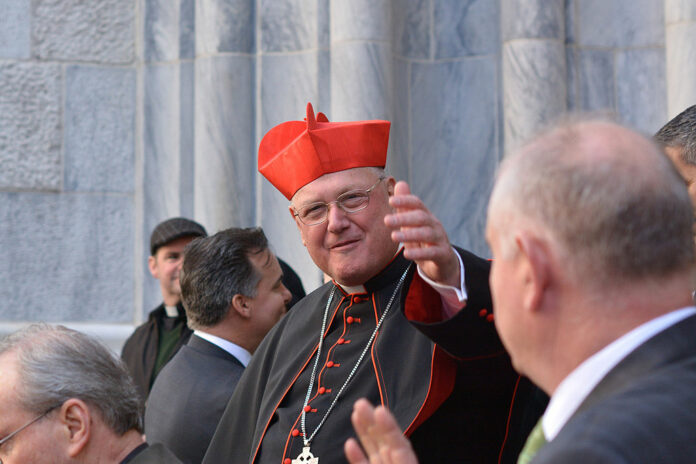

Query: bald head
[489,120,694,290]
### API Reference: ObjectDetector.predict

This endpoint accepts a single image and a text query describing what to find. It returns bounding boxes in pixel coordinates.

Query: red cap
[258,103,390,199]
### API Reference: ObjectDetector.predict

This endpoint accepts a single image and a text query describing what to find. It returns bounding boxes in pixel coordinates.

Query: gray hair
[0,324,143,435]
[489,119,694,289]
[655,104,696,164]
[180,227,269,329]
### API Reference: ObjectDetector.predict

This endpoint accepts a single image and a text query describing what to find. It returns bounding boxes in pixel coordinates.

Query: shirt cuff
[416,248,468,319]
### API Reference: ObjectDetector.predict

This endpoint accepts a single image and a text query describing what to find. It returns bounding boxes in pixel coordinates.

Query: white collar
[192,331,252,367]
[542,306,696,441]
[164,305,179,317]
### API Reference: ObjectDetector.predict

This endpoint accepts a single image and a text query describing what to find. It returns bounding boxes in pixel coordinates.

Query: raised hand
[384,181,460,288]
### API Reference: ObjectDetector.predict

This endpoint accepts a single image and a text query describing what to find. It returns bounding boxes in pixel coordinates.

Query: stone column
[194,0,255,233]
[665,0,696,117]
[142,0,197,312]
[502,0,566,152]
[330,0,392,121]
[257,0,326,291]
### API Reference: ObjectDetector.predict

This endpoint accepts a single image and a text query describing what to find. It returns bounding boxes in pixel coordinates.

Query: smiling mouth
[331,239,360,250]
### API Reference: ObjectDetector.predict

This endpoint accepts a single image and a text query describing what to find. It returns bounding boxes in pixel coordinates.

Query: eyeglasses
[292,177,385,226]
[0,405,59,460]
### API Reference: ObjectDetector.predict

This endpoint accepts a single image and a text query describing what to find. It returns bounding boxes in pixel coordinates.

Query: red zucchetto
[258,103,391,199]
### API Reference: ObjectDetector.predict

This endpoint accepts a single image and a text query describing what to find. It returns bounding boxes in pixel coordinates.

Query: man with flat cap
[121,217,207,400]
[203,104,543,463]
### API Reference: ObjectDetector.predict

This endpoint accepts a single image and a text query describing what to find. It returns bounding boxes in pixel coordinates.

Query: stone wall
[1,0,694,350]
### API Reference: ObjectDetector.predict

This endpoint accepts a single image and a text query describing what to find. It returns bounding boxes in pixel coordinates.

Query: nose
[326,202,350,233]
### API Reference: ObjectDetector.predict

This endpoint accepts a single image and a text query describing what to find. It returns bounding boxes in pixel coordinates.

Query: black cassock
[203,248,545,464]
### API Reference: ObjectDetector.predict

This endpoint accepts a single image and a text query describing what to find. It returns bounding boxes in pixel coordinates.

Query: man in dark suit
[0,324,181,464]
[144,227,292,464]
[344,120,696,464]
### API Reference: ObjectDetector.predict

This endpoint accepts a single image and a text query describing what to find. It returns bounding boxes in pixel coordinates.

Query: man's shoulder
[121,305,163,352]
[544,365,696,463]
[128,443,183,464]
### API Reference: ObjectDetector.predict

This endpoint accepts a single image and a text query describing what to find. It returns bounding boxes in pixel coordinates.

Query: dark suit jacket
[144,334,245,464]
[533,313,696,463]
[125,443,183,464]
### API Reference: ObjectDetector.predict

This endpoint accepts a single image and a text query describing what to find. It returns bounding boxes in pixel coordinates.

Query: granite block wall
[1,0,692,348]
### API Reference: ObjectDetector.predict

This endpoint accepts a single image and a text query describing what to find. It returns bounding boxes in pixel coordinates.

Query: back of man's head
[0,324,143,435]
[655,104,696,165]
[490,119,695,292]
[180,227,269,329]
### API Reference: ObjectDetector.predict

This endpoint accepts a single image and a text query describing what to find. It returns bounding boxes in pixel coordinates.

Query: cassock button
[486,314,495,322]
[346,316,354,324]
[292,429,300,437]
[326,361,334,368]
[337,338,345,344]
[284,459,292,464]
[479,309,488,317]
[304,405,311,412]
[319,387,326,394]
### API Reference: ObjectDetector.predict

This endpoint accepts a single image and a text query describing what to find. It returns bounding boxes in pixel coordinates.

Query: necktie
[517,418,547,464]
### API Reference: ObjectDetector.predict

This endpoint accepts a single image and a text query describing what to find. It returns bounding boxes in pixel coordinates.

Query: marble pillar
[502,0,566,152]
[665,0,696,117]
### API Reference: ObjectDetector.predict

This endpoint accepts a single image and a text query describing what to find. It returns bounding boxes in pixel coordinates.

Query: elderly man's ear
[515,233,553,314]
[55,399,92,458]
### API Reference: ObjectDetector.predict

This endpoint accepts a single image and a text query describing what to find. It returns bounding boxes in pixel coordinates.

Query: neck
[534,274,693,394]
[82,428,144,463]
[198,321,255,353]
[161,294,180,307]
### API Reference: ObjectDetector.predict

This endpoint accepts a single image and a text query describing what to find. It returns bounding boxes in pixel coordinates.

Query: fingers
[351,399,380,457]
[384,181,460,287]
[345,438,370,464]
[347,399,418,464]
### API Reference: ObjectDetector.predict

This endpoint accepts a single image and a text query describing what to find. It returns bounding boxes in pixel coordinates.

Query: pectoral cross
[292,446,318,464]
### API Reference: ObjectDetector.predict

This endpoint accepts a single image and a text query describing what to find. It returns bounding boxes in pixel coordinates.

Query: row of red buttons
[479,308,495,322]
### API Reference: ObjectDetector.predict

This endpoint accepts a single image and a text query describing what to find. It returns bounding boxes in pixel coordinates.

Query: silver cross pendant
[292,446,319,464]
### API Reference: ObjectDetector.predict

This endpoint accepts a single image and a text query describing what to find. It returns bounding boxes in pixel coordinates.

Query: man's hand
[344,399,419,464]
[385,181,460,288]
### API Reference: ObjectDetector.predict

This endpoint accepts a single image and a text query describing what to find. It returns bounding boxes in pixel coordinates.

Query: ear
[231,294,252,319]
[147,255,158,279]
[515,233,552,314]
[59,399,91,457]
[385,176,396,197]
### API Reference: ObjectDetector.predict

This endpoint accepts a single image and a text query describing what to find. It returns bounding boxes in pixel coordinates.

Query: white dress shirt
[542,306,696,441]
[193,330,252,367]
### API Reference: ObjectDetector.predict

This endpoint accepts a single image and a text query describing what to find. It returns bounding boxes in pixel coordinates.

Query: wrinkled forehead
[291,167,382,204]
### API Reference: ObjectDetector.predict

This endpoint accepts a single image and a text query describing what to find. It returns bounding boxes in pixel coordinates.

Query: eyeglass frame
[0,404,60,457]
[291,176,386,226]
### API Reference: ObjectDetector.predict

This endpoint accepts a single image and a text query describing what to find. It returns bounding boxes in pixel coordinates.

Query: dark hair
[0,324,143,435]
[655,104,696,164]
[180,227,269,329]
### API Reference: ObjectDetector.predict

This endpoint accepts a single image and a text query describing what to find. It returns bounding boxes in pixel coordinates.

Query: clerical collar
[164,305,179,318]
[333,248,410,295]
